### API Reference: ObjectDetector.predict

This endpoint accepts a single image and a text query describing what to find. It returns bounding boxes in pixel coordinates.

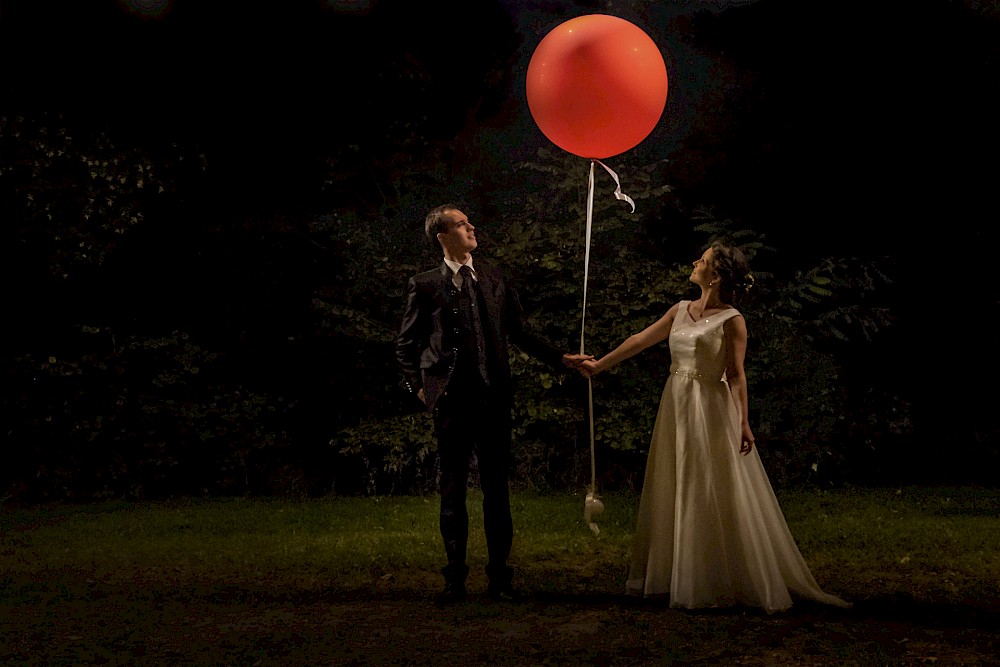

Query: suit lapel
[439,262,453,282]
[439,262,458,305]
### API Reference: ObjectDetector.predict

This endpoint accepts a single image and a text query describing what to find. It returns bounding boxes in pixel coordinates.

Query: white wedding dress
[625,301,849,612]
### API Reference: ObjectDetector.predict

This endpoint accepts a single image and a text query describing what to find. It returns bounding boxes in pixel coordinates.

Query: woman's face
[690,247,718,287]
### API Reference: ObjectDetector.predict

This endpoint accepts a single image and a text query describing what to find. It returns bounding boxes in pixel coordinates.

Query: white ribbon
[594,159,635,213]
[580,159,634,536]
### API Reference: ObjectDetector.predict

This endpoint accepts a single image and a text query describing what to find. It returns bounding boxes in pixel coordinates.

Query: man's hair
[424,204,458,246]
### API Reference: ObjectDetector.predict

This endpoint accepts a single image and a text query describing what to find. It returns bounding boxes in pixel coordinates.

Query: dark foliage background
[2,0,998,502]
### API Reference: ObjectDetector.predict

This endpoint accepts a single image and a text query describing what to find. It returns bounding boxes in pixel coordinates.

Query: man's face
[437,209,477,257]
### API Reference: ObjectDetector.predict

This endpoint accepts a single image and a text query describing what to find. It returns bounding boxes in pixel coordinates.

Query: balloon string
[580,161,594,356]
[581,159,634,525]
[579,159,633,356]
[580,159,635,493]
[588,379,596,491]
[582,161,597,495]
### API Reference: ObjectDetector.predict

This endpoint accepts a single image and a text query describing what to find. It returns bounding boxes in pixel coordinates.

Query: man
[396,204,587,603]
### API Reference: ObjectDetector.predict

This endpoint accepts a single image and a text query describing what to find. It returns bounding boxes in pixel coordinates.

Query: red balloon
[526,15,668,159]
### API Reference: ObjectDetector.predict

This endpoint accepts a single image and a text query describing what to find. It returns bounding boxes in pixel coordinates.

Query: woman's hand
[740,424,755,455]
[578,359,601,379]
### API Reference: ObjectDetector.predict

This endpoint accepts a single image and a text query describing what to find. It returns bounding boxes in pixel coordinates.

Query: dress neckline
[685,300,733,323]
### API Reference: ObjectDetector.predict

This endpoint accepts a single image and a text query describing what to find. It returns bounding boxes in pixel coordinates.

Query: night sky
[5,1,996,245]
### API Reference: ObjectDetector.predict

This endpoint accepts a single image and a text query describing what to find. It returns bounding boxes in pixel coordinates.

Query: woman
[578,242,848,612]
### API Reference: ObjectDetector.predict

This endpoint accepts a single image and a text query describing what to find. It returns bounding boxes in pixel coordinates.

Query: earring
[709,280,716,287]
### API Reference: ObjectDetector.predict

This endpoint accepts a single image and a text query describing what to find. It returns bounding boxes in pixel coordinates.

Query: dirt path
[5,584,999,665]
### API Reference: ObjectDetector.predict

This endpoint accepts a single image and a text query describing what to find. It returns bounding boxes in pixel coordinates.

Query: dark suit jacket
[396,259,564,411]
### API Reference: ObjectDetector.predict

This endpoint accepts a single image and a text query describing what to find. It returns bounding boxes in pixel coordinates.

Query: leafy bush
[4,328,296,502]
[0,136,916,502]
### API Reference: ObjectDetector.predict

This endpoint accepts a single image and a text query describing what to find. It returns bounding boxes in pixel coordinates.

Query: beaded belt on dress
[670,366,721,381]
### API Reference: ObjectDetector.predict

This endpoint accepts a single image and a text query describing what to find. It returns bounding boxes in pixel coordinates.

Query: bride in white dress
[578,242,849,612]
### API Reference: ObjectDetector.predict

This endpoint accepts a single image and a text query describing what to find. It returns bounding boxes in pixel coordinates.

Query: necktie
[459,265,490,384]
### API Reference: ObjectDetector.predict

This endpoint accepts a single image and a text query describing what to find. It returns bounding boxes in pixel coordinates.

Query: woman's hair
[709,241,754,303]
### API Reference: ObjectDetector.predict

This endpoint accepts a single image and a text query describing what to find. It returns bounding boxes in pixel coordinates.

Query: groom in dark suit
[397,204,588,603]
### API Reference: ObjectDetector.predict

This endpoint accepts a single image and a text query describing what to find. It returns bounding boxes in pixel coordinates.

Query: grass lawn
[2,486,999,665]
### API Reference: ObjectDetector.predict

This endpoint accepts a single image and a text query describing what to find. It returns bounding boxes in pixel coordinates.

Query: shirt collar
[444,257,474,275]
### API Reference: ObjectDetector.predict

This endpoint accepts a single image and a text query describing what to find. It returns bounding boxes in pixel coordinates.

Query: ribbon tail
[593,159,636,213]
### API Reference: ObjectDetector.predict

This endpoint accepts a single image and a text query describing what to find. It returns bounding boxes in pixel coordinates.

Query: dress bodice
[668,300,741,382]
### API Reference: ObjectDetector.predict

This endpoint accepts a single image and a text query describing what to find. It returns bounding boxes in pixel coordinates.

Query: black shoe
[436,581,467,605]
[485,582,523,603]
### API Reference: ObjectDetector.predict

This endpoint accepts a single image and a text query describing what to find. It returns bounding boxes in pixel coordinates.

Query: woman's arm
[723,314,755,454]
[580,303,680,377]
